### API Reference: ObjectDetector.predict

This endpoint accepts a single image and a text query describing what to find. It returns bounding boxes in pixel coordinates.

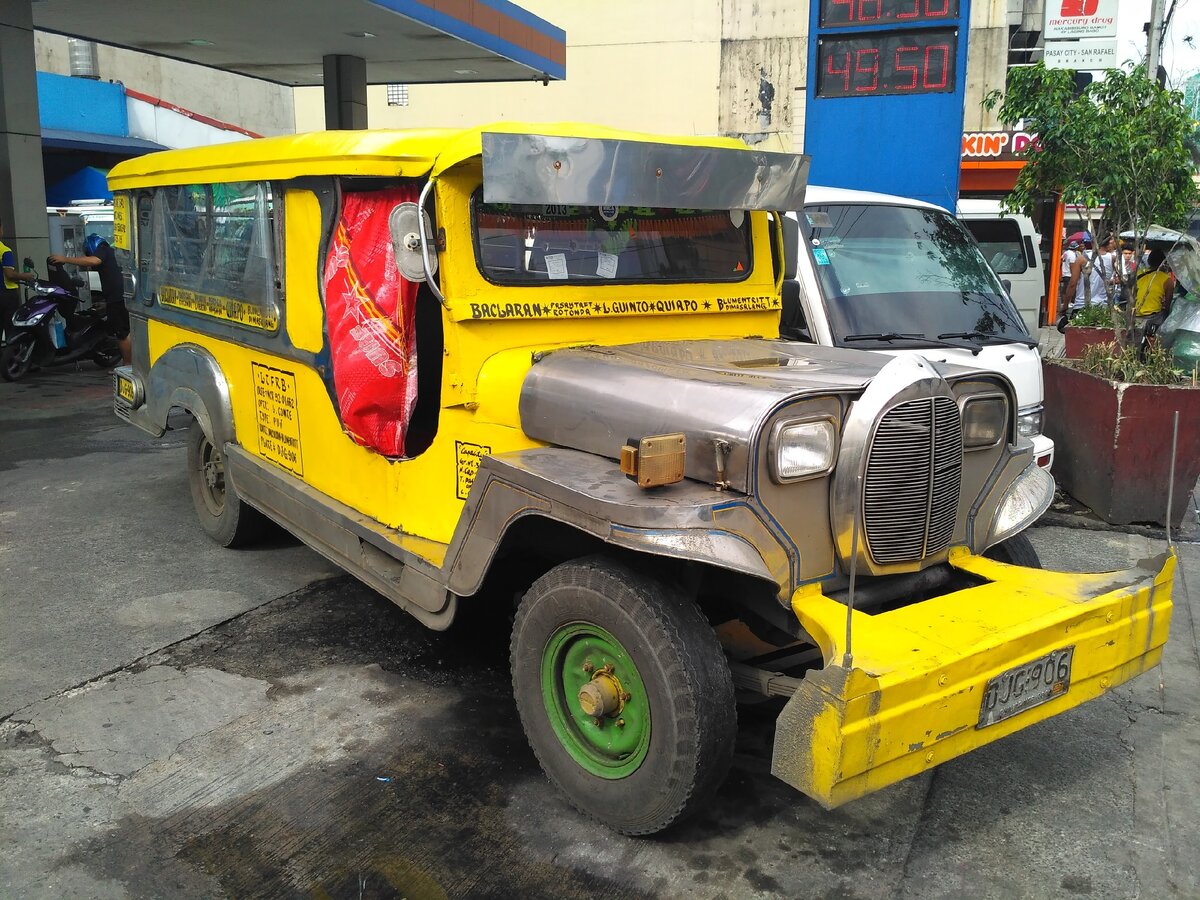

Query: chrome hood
[519,339,906,493]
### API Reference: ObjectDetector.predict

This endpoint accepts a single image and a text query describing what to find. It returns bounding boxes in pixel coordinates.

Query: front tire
[984,532,1041,567]
[511,555,736,835]
[0,334,36,382]
[186,419,270,548]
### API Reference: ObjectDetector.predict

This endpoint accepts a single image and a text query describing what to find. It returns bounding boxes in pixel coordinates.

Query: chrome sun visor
[481,132,810,211]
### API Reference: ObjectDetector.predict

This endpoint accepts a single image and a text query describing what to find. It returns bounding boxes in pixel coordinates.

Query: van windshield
[804,204,1030,346]
[473,193,752,285]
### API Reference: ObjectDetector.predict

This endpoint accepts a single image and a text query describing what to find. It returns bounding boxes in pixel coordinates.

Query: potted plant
[1062,302,1116,358]
[985,63,1200,526]
[1042,342,1200,526]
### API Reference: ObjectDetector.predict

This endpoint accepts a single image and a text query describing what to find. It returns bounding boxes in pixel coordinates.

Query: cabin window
[143,181,279,327]
[471,190,753,286]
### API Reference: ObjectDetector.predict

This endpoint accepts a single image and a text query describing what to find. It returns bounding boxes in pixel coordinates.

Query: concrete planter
[1063,326,1116,359]
[1043,360,1200,526]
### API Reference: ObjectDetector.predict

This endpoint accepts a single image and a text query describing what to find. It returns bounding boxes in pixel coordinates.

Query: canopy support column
[0,0,49,265]
[323,54,368,130]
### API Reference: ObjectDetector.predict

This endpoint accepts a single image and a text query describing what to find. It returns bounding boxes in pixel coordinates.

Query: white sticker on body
[545,253,568,280]
[597,252,618,279]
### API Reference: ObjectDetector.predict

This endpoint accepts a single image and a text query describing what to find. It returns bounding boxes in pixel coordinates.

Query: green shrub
[1068,303,1116,328]
[1079,340,1185,385]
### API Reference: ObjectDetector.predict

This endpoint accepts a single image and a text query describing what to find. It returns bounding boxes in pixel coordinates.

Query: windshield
[803,204,1030,347]
[473,192,752,285]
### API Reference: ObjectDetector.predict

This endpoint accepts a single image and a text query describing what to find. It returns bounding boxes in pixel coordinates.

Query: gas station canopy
[31,0,565,85]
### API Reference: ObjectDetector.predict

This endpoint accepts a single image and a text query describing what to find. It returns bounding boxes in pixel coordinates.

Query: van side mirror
[1001,278,1012,295]
[781,215,799,280]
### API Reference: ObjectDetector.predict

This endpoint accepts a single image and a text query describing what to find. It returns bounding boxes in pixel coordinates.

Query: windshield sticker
[545,253,568,280]
[813,248,831,265]
[456,441,491,500]
[465,294,779,320]
[806,211,833,228]
[596,252,619,279]
[729,209,745,228]
[598,205,619,222]
[252,363,302,476]
[159,285,279,331]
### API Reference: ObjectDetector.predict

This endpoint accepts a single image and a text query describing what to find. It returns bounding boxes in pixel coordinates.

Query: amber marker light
[620,433,686,488]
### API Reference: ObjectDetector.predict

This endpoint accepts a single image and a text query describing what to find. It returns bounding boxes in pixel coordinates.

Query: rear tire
[0,334,36,382]
[511,555,736,835]
[984,532,1041,567]
[186,419,270,548]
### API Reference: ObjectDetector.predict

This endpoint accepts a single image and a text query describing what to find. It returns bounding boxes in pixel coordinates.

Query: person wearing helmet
[50,233,129,364]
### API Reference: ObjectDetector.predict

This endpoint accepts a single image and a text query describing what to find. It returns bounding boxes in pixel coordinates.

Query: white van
[784,186,1054,470]
[956,199,1045,333]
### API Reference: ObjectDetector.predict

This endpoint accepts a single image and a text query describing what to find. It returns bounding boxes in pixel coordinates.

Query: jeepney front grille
[862,397,963,565]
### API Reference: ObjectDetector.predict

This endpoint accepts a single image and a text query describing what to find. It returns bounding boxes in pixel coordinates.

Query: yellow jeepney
[107,124,1173,835]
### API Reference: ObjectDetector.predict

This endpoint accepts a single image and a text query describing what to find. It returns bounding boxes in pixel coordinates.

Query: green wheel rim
[540,622,651,779]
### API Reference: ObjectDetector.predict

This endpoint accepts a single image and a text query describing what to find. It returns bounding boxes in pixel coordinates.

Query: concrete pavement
[2,366,1199,898]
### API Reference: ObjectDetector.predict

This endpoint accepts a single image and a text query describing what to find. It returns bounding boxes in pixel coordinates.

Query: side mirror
[1001,278,1012,295]
[781,215,800,280]
[22,257,34,269]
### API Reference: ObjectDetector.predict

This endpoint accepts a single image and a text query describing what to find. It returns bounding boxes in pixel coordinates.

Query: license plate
[978,645,1074,728]
[116,375,134,403]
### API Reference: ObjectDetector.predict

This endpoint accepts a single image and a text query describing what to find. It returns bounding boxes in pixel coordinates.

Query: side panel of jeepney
[135,162,786,548]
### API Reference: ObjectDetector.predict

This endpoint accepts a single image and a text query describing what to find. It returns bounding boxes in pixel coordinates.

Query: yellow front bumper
[771,548,1174,808]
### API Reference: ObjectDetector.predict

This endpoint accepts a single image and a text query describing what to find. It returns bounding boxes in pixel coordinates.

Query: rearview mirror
[781,214,799,280]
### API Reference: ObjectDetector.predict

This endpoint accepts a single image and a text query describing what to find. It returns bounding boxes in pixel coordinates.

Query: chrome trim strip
[418,179,446,307]
[225,445,455,631]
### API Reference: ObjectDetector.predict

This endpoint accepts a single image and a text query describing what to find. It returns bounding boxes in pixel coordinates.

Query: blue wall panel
[37,72,128,137]
[804,5,970,211]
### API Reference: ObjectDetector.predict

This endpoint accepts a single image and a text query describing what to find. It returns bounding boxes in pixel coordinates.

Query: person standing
[1064,232,1111,315]
[49,233,130,365]
[1133,248,1174,332]
[1,217,36,333]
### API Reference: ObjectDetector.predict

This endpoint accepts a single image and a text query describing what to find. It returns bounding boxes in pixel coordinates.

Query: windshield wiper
[843,332,925,342]
[843,332,983,354]
[938,330,1038,349]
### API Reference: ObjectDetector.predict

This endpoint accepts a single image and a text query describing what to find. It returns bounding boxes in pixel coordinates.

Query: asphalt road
[2,366,1199,899]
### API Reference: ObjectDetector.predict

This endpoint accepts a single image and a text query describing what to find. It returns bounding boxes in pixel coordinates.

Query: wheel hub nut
[577,673,622,718]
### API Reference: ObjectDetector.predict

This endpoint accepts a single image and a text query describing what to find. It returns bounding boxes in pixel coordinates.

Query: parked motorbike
[0,257,121,382]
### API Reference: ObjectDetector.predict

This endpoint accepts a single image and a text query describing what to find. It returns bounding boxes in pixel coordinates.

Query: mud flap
[771,549,1175,809]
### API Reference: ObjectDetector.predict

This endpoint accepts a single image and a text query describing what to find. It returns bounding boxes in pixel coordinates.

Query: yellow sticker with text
[159,284,279,331]
[456,441,491,500]
[112,195,131,251]
[252,362,302,475]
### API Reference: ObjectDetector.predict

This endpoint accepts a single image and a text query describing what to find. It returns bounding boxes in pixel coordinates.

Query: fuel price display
[819,0,960,27]
[817,30,957,98]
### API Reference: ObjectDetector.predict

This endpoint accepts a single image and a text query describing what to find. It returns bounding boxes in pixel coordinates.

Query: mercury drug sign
[1044,0,1118,40]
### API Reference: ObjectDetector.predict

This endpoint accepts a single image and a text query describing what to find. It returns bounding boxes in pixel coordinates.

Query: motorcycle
[0,257,122,382]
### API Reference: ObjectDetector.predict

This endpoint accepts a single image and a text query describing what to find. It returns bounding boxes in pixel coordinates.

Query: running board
[224,445,456,630]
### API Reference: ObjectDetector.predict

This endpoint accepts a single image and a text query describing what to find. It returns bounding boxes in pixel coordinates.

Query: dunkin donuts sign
[962,131,1038,162]
[1044,0,1118,40]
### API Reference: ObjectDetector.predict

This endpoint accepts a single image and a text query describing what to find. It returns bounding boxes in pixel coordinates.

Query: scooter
[0,257,121,382]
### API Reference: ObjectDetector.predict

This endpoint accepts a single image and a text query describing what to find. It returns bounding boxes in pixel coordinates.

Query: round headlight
[771,418,837,482]
[961,395,1008,449]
